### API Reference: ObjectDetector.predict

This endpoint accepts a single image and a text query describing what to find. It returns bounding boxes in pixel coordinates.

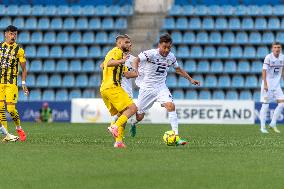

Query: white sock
[0,125,8,136]
[270,102,284,127]
[16,126,22,130]
[130,116,139,125]
[168,111,179,135]
[260,103,269,130]
[111,115,118,123]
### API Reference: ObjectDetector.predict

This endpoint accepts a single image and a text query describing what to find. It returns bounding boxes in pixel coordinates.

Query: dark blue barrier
[255,102,284,124]
[11,101,71,122]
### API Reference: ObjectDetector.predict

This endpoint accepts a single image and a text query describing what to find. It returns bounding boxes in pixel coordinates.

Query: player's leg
[114,103,137,145]
[158,88,187,145]
[102,87,137,147]
[269,88,284,133]
[259,86,271,133]
[0,85,8,131]
[6,84,26,141]
[0,87,19,141]
[101,91,119,138]
[129,113,145,137]
[129,88,156,137]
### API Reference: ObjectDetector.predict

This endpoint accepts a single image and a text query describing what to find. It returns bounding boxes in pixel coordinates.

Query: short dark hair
[272,41,281,47]
[4,25,18,33]
[115,34,131,42]
[159,33,172,44]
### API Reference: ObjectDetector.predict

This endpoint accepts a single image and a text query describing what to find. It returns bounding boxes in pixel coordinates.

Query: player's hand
[264,84,268,92]
[100,63,104,69]
[22,84,29,96]
[191,79,200,86]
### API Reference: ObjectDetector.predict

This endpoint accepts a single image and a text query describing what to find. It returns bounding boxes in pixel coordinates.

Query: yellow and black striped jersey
[100,47,127,91]
[0,42,26,85]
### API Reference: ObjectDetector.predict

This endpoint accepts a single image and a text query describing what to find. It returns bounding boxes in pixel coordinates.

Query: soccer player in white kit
[259,42,284,133]
[132,34,200,145]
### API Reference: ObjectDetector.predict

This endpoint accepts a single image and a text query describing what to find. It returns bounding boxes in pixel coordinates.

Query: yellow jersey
[100,47,127,91]
[0,42,26,85]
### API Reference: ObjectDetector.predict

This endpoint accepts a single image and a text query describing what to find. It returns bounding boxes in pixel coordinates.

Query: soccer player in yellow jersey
[100,34,138,148]
[0,25,29,142]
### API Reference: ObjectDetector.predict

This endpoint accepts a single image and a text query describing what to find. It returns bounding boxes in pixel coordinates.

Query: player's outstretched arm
[20,61,29,96]
[124,70,138,79]
[175,67,200,86]
[107,58,125,67]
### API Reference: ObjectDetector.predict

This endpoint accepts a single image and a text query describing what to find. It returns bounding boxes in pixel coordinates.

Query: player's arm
[175,67,200,86]
[263,57,269,91]
[19,48,29,96]
[107,52,128,67]
[107,58,125,67]
[123,57,139,78]
[124,70,138,78]
[262,69,268,91]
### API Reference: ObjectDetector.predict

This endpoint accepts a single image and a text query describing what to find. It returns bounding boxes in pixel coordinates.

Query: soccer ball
[163,130,177,146]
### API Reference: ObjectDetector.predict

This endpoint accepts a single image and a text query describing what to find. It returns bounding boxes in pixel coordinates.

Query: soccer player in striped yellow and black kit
[0,25,29,142]
[100,34,137,148]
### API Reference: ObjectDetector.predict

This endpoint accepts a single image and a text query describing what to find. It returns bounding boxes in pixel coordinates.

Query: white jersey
[138,49,179,90]
[262,53,284,90]
[121,54,135,98]
[135,59,145,88]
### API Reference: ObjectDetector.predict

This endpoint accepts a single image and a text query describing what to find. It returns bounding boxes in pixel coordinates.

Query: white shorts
[260,85,284,103]
[137,87,173,114]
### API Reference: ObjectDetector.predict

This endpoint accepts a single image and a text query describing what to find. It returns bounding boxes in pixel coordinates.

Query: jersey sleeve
[171,55,179,68]
[263,55,269,70]
[111,49,123,60]
[138,50,152,62]
[18,48,26,63]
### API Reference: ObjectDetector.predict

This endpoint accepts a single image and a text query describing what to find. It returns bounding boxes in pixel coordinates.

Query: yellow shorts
[100,87,134,116]
[0,84,18,103]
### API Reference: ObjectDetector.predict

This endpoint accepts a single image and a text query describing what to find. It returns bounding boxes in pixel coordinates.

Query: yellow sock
[115,115,128,142]
[7,105,21,126]
[116,126,125,142]
[0,102,8,131]
[115,114,128,127]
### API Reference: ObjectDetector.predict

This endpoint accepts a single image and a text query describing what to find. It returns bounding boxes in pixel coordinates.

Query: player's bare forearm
[124,70,138,79]
[175,67,192,80]
[107,59,125,67]
[20,62,27,81]
[282,67,284,79]
[175,67,200,86]
[20,61,29,95]
[262,69,268,90]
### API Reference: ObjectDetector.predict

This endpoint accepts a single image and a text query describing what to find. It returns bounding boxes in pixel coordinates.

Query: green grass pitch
[0,123,284,189]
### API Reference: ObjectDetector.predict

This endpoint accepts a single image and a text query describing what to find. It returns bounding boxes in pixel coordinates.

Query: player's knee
[0,101,5,109]
[7,105,16,114]
[164,102,175,112]
[136,113,144,121]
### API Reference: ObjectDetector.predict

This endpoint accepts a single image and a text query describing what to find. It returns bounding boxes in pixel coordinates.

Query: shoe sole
[268,127,280,133]
[107,127,118,138]
[3,137,19,142]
